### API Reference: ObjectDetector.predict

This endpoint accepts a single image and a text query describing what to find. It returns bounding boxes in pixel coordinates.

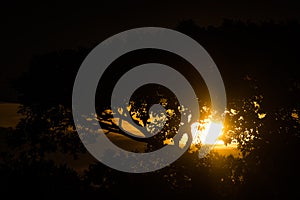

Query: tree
[5,19,300,199]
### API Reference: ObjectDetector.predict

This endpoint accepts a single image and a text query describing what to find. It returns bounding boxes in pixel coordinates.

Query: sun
[191,119,224,145]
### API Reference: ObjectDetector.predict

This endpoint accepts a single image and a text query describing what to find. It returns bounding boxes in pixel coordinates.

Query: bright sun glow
[191,119,224,145]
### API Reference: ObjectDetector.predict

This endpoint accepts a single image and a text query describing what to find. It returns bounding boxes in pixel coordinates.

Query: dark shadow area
[1,19,300,199]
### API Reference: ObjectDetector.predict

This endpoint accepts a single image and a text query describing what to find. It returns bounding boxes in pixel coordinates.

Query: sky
[1,0,300,102]
[0,103,21,127]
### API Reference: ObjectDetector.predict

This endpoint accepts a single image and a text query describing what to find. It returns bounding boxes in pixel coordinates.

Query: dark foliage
[1,19,300,199]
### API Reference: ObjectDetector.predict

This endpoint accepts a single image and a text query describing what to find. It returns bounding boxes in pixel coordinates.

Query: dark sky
[1,0,300,102]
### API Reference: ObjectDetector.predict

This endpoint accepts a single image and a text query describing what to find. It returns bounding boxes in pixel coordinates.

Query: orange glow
[191,119,224,145]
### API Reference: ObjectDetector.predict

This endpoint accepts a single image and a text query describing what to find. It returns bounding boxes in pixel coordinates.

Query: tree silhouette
[2,19,300,199]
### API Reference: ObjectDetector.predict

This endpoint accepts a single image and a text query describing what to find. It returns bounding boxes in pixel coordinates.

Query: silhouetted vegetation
[1,19,300,199]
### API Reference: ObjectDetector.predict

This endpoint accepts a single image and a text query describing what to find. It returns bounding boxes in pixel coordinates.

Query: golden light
[191,119,224,145]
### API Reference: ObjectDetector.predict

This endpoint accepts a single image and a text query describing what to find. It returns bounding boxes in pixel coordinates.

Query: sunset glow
[191,119,224,145]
